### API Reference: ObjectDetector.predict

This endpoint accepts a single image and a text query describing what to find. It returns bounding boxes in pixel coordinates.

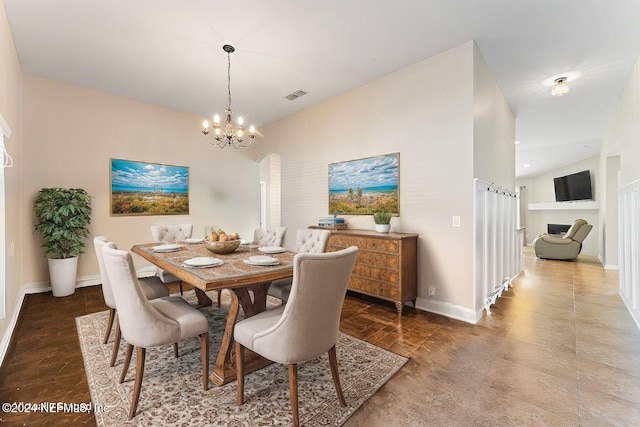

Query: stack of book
[318,217,348,229]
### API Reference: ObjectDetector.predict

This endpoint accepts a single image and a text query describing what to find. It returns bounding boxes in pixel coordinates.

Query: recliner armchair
[533,218,592,260]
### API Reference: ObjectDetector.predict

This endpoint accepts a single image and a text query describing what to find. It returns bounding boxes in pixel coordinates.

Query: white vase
[375,224,391,233]
[48,257,78,297]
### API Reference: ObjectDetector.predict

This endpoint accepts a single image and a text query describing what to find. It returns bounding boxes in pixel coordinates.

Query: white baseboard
[0,268,153,368]
[415,296,480,324]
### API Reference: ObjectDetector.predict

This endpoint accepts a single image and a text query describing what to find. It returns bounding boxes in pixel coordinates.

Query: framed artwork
[110,158,189,216]
[329,152,399,215]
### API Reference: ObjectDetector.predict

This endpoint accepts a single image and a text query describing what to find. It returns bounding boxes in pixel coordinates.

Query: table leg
[209,282,273,386]
[194,287,213,308]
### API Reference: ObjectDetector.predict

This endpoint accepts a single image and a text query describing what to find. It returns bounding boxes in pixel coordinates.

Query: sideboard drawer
[353,264,399,285]
[329,235,399,253]
[349,276,400,300]
[318,229,418,316]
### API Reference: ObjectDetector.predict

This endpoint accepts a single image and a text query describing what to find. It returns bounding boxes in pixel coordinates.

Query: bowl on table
[204,239,241,254]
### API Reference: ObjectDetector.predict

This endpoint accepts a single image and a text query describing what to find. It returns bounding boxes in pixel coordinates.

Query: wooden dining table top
[131,242,295,292]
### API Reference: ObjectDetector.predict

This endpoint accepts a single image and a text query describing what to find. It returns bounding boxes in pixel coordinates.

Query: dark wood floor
[2,248,639,425]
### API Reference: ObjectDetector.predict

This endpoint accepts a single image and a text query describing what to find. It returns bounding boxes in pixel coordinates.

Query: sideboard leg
[395,302,404,316]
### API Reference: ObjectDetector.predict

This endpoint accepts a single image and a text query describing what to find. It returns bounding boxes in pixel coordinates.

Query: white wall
[0,0,25,359]
[516,155,600,256]
[602,55,640,326]
[255,41,514,319]
[21,74,262,284]
[473,43,515,187]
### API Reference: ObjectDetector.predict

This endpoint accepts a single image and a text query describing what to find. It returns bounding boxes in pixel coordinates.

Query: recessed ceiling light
[523,164,531,168]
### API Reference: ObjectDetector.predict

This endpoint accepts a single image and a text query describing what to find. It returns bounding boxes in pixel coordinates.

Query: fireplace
[547,223,570,235]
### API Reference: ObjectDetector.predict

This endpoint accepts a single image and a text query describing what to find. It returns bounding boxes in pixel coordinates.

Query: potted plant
[33,188,92,297]
[373,212,393,233]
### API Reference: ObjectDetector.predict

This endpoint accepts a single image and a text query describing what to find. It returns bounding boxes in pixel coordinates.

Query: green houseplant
[34,188,92,296]
[373,212,393,233]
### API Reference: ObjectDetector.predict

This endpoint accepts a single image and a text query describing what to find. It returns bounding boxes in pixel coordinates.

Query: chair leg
[236,341,245,405]
[178,281,184,296]
[120,343,134,384]
[328,345,347,407]
[128,347,146,420]
[288,363,300,427]
[201,332,209,391]
[217,290,222,307]
[103,308,116,344]
[109,320,121,367]
[173,342,179,358]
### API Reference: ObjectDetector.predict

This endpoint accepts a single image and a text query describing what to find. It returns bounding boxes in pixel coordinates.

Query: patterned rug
[76,291,408,426]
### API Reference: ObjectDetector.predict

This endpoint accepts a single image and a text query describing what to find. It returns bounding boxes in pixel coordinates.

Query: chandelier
[202,45,256,148]
[551,77,569,97]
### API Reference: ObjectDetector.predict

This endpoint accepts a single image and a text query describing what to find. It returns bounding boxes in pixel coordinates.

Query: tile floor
[344,248,640,426]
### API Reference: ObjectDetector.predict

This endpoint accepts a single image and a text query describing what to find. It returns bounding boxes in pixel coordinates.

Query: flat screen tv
[553,170,592,202]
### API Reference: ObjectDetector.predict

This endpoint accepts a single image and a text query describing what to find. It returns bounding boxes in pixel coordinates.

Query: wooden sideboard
[317,228,418,316]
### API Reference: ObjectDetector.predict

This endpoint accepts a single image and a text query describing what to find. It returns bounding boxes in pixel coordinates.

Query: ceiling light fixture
[202,45,256,148]
[551,77,569,97]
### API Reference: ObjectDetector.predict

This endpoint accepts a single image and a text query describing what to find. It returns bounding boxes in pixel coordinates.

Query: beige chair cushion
[563,219,587,239]
[235,246,358,364]
[101,243,208,348]
[150,224,193,243]
[253,227,287,247]
[94,236,168,308]
[150,224,193,284]
[268,229,331,301]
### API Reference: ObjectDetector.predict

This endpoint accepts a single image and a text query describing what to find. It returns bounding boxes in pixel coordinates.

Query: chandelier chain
[227,51,232,111]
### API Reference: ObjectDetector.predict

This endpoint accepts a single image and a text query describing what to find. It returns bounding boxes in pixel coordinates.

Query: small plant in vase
[373,212,393,233]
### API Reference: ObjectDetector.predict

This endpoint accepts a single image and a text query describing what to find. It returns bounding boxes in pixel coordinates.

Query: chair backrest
[296,228,330,253]
[564,219,588,239]
[101,243,181,348]
[572,223,593,243]
[150,224,193,243]
[94,236,116,309]
[252,246,358,364]
[254,226,287,246]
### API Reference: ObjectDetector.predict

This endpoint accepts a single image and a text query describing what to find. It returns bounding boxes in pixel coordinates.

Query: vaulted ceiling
[5,0,640,177]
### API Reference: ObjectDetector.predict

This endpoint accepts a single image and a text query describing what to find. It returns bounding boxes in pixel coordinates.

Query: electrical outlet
[452,216,461,227]
[428,287,436,296]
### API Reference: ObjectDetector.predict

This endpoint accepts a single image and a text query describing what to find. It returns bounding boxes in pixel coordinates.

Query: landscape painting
[110,159,189,216]
[329,153,399,215]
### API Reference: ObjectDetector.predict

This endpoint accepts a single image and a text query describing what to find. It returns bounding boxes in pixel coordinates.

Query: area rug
[76,291,408,426]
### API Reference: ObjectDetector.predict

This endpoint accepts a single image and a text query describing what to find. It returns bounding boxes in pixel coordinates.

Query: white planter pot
[374,224,391,233]
[48,257,78,297]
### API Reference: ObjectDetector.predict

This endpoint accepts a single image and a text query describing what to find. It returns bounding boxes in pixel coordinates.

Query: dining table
[131,241,295,386]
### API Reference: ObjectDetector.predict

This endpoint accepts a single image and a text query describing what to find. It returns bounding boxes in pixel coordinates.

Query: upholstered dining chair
[268,228,331,303]
[150,224,193,295]
[93,236,169,368]
[253,226,287,247]
[235,246,358,427]
[101,242,209,420]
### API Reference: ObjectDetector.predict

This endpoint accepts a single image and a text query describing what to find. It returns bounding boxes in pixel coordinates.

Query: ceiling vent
[284,90,308,101]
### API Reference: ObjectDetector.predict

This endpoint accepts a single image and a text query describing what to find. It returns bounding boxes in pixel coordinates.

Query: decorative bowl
[204,239,241,254]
